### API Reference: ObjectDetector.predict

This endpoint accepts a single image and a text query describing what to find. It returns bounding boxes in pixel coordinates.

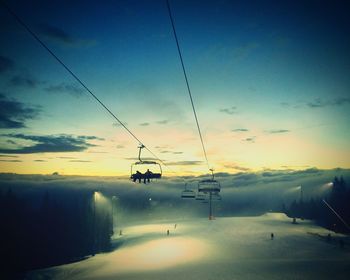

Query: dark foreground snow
[27,213,350,280]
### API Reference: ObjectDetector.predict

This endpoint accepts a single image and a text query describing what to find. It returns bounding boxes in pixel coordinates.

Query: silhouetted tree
[287,176,350,234]
[0,188,113,278]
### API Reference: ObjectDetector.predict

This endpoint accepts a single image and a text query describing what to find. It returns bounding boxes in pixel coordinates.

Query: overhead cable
[166,0,211,171]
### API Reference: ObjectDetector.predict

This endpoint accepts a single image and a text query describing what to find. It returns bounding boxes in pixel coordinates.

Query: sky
[0,0,350,176]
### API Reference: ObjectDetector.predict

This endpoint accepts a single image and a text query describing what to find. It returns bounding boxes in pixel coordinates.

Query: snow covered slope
[28,213,350,280]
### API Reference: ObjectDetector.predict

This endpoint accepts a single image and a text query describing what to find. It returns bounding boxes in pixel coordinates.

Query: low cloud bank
[1,168,349,222]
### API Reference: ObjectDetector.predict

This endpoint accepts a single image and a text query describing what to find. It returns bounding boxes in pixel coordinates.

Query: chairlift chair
[195,192,207,201]
[198,169,221,193]
[130,144,162,183]
[181,183,196,199]
[211,192,222,201]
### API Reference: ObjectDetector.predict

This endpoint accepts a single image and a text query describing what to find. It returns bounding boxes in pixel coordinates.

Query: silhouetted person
[174,224,177,229]
[132,170,142,183]
[119,229,123,236]
[271,233,274,240]
[292,217,297,224]
[144,169,153,183]
[167,229,170,236]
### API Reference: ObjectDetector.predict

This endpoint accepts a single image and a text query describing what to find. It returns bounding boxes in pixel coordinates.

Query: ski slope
[28,213,350,280]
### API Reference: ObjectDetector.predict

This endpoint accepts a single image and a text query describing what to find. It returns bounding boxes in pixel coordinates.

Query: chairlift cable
[166,0,210,171]
[2,1,175,173]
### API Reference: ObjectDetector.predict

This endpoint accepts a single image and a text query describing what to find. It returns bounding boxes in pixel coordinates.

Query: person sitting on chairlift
[134,170,142,183]
[144,169,153,183]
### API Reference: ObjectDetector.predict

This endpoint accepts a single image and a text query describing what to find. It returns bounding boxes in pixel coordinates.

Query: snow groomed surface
[28,213,350,280]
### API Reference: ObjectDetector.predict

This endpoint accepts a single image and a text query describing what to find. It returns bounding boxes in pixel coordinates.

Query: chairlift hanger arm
[138,145,145,162]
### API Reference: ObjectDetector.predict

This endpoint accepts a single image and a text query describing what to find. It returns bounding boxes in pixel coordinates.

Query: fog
[2,168,350,279]
[1,168,349,223]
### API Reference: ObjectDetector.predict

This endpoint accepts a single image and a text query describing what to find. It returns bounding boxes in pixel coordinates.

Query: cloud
[9,75,39,88]
[157,148,183,155]
[227,169,318,187]
[77,135,104,141]
[69,160,91,163]
[223,164,251,172]
[155,145,169,149]
[113,122,128,127]
[0,55,14,73]
[156,120,169,125]
[125,157,158,161]
[232,42,259,60]
[0,134,97,154]
[40,24,74,44]
[219,106,237,115]
[307,98,327,108]
[116,145,125,149]
[0,159,22,162]
[0,155,18,158]
[228,172,260,187]
[266,129,290,134]
[39,24,96,47]
[332,97,350,106]
[57,156,75,159]
[0,94,41,128]
[34,159,47,162]
[292,167,321,175]
[6,139,17,145]
[243,136,256,143]
[232,128,249,132]
[307,97,350,108]
[139,122,150,126]
[166,160,203,166]
[280,102,301,109]
[0,168,349,219]
[44,83,84,97]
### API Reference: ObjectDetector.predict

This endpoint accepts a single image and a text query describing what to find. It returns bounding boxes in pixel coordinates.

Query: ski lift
[181,183,195,199]
[198,169,221,193]
[195,192,207,201]
[211,192,222,201]
[130,144,162,183]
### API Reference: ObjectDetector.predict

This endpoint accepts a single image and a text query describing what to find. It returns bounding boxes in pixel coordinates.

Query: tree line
[285,176,350,233]
[0,189,113,278]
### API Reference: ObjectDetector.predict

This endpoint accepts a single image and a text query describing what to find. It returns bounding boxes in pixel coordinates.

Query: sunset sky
[0,0,349,176]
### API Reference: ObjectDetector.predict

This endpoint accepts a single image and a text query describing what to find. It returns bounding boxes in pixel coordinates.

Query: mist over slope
[1,168,349,222]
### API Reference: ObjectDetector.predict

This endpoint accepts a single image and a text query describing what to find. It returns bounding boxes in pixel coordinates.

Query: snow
[27,213,350,280]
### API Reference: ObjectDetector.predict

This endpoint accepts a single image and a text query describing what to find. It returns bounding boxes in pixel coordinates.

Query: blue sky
[0,0,349,175]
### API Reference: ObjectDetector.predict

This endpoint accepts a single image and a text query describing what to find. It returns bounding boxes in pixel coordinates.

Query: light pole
[296,185,304,220]
[208,191,214,220]
[111,196,118,233]
[92,191,100,255]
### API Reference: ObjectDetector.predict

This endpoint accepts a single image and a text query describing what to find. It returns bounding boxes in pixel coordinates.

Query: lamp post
[209,191,214,220]
[295,186,304,220]
[111,196,118,232]
[92,191,100,255]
